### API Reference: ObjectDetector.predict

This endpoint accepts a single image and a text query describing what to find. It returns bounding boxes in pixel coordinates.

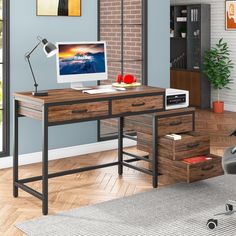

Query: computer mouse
[231,146,236,154]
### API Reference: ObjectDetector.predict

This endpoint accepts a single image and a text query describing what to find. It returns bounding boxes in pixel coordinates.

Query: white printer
[165,88,189,110]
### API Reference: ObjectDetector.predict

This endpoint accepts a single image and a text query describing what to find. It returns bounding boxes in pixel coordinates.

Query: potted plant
[179,27,187,38]
[203,38,234,113]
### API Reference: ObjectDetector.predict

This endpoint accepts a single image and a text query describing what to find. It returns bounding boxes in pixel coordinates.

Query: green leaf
[203,38,234,90]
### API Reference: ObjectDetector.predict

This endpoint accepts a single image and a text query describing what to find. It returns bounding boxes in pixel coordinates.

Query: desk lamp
[25,36,57,96]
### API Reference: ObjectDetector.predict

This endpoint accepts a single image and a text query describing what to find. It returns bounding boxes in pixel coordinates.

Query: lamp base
[32,91,48,96]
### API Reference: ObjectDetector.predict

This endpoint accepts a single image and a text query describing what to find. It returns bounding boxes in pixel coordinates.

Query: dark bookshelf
[170,4,211,109]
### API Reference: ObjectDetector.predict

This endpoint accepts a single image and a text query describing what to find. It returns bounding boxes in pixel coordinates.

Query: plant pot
[181,32,186,38]
[212,101,224,114]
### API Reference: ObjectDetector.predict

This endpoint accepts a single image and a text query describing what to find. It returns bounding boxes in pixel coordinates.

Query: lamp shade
[42,39,57,58]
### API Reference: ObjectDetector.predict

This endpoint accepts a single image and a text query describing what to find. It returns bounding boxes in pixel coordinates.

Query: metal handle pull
[169,120,182,126]
[187,143,200,149]
[201,165,214,171]
[132,102,145,107]
[72,109,88,114]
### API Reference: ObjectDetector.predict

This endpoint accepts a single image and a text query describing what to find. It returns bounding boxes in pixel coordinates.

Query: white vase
[181,32,186,38]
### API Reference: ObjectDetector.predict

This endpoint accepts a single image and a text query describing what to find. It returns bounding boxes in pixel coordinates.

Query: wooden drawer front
[48,101,109,123]
[159,154,224,183]
[170,69,201,107]
[137,132,152,153]
[158,114,193,136]
[112,95,163,115]
[159,132,210,161]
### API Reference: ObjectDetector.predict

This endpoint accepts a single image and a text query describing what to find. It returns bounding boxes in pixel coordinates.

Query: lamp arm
[26,41,42,58]
[26,56,38,93]
[25,40,42,94]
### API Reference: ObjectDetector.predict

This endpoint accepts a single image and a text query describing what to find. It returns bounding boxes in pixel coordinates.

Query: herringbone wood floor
[0,109,235,236]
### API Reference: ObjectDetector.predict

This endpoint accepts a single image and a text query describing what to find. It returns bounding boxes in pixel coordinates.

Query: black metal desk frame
[13,92,163,215]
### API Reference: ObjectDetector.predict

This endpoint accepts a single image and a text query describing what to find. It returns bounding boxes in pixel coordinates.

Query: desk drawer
[158,114,193,136]
[112,95,163,115]
[159,154,223,183]
[48,101,109,123]
[159,132,210,161]
[136,114,194,153]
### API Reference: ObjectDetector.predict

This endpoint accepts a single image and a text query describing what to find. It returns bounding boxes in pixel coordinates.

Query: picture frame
[37,0,81,17]
[226,0,236,30]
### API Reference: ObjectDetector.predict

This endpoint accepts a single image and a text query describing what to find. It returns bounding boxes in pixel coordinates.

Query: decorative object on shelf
[123,74,137,84]
[25,36,57,96]
[116,74,123,84]
[203,38,234,113]
[113,74,140,88]
[226,0,236,30]
[179,27,187,38]
[37,0,81,16]
[170,29,174,38]
[116,74,137,84]
[181,9,187,15]
[171,53,186,69]
[193,29,200,37]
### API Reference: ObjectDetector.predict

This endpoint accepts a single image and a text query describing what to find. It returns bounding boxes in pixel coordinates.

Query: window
[0,0,9,157]
[98,0,147,140]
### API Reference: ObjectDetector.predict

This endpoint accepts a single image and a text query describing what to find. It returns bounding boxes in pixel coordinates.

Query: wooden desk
[13,86,165,215]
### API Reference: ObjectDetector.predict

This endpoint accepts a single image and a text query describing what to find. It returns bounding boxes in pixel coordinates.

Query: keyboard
[82,88,117,94]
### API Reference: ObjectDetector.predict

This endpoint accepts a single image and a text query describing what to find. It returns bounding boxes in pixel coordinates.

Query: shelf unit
[170,4,211,108]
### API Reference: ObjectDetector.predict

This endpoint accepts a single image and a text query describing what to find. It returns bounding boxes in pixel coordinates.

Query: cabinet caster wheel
[207,219,218,230]
[226,204,233,212]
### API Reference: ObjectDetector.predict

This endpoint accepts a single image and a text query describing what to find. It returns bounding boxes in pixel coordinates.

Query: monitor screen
[56,41,107,85]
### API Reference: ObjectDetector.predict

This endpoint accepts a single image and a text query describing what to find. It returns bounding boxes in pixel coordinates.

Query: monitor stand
[71,82,91,91]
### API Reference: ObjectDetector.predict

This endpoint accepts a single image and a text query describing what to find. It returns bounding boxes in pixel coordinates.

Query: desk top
[13,86,165,105]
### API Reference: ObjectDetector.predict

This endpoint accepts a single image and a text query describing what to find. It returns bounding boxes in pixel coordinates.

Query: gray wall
[10,0,170,155]
[148,0,170,88]
[171,0,236,112]
[10,0,98,154]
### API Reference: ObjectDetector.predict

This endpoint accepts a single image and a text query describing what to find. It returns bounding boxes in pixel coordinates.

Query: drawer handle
[169,120,182,126]
[132,102,146,107]
[72,109,88,114]
[201,165,214,171]
[187,143,200,149]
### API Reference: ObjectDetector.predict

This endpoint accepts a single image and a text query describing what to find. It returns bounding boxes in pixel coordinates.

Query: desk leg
[13,99,19,197]
[42,106,49,215]
[118,117,124,175]
[152,116,158,188]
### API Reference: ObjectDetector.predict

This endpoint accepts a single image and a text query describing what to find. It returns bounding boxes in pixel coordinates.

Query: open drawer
[158,132,210,161]
[159,154,224,183]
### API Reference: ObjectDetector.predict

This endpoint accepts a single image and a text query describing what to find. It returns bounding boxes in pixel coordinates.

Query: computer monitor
[56,41,108,90]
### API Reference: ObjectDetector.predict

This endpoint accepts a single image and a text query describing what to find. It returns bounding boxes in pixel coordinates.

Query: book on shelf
[176,17,187,22]
[182,156,212,164]
[165,134,182,141]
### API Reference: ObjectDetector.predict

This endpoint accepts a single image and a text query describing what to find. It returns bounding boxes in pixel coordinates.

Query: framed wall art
[226,0,236,30]
[37,0,81,16]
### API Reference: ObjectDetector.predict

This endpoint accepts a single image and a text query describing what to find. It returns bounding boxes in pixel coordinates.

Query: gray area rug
[16,175,236,236]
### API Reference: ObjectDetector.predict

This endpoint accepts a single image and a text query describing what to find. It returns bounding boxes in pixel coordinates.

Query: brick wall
[99,0,144,138]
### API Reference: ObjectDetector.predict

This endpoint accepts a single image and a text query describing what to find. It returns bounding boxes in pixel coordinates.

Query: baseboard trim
[0,139,136,170]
